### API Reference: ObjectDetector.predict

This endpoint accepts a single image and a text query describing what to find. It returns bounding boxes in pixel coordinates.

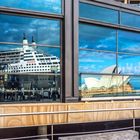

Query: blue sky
[0,13,60,58]
[79,24,140,74]
[121,12,140,29]
[0,14,60,50]
[80,2,118,24]
[0,0,61,14]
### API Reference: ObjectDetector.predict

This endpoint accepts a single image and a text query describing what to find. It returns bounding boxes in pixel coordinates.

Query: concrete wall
[59,130,139,140]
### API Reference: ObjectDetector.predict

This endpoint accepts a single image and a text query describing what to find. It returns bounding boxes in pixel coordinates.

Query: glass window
[0,0,62,14]
[80,2,118,24]
[79,24,117,52]
[121,12,140,28]
[0,45,61,102]
[118,30,140,54]
[0,14,61,103]
[80,74,140,99]
[79,50,116,73]
[0,14,60,46]
[118,54,140,75]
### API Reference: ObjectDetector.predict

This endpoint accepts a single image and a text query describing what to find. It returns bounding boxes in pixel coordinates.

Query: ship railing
[0,107,140,139]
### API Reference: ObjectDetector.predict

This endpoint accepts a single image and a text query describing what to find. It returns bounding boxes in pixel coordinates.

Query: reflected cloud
[0,0,61,14]
[0,14,60,46]
[79,24,116,51]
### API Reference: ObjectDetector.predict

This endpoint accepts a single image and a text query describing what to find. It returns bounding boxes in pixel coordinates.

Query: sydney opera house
[80,65,133,98]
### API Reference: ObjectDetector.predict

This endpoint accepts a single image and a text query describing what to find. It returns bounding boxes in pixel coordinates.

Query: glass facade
[79,51,116,73]
[121,12,140,28]
[0,14,60,45]
[118,30,140,54]
[0,13,61,102]
[0,0,140,103]
[79,2,140,100]
[79,24,116,52]
[80,2,119,24]
[80,74,140,98]
[0,0,62,14]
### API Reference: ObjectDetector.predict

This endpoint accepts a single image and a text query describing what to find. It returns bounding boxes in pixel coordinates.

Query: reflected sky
[118,30,140,54]
[37,47,60,58]
[0,0,61,14]
[118,54,140,74]
[121,12,140,29]
[129,77,140,90]
[79,24,116,52]
[80,2,118,24]
[79,50,116,73]
[0,14,60,46]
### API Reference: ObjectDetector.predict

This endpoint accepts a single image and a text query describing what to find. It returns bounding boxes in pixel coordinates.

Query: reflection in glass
[0,14,60,46]
[80,74,140,98]
[118,54,140,74]
[0,74,61,102]
[79,50,116,73]
[0,34,61,102]
[0,0,62,14]
[118,30,140,54]
[80,2,118,24]
[121,12,140,28]
[79,24,116,52]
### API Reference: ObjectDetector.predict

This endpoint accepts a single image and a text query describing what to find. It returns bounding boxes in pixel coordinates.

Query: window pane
[79,24,116,52]
[0,44,61,102]
[118,30,140,54]
[118,54,140,74]
[121,12,140,28]
[80,74,140,99]
[79,50,116,73]
[0,14,60,46]
[80,2,118,24]
[0,0,62,14]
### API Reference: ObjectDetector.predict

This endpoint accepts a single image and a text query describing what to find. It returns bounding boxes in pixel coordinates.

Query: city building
[1,0,140,139]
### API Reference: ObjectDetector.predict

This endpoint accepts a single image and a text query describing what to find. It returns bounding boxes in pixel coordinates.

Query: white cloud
[121,45,140,53]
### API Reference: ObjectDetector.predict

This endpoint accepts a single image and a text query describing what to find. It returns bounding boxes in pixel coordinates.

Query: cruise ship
[0,35,60,74]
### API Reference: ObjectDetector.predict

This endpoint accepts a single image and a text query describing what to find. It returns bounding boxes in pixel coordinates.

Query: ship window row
[24,59,34,61]
[24,56,33,59]
[8,65,59,69]
[25,50,31,52]
[9,69,53,72]
[80,2,140,29]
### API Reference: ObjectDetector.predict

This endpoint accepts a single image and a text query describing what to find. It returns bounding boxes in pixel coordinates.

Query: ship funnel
[32,36,37,49]
[22,33,29,50]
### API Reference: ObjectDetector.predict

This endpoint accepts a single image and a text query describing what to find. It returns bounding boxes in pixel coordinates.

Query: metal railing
[1,107,140,140]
